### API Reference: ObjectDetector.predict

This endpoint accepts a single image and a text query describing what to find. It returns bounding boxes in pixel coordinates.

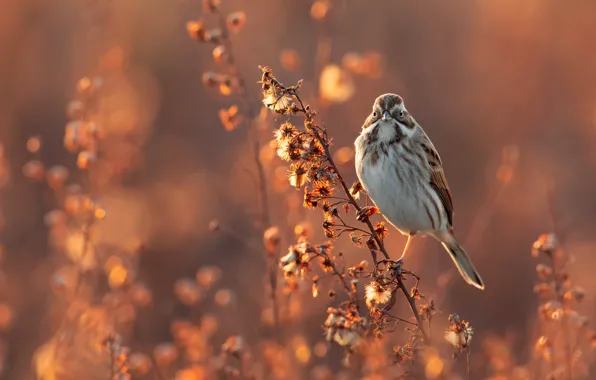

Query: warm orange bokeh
[2,0,596,378]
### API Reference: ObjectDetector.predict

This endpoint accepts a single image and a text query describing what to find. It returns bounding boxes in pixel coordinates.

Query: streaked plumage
[354,93,484,290]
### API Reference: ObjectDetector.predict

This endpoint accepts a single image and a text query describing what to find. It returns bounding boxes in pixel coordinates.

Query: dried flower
[288,162,308,189]
[186,20,207,42]
[563,286,586,303]
[27,136,42,153]
[212,45,228,63]
[365,281,391,308]
[445,314,474,349]
[222,335,244,356]
[263,226,281,253]
[532,234,558,257]
[218,105,243,131]
[536,263,553,280]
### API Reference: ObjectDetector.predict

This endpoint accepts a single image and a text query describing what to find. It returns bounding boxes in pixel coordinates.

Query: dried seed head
[208,220,220,232]
[288,162,308,189]
[532,234,558,257]
[212,45,228,63]
[201,71,222,87]
[564,286,586,303]
[226,12,246,32]
[535,263,553,280]
[263,226,281,253]
[77,150,97,169]
[445,314,474,349]
[365,281,391,308]
[222,335,244,356]
[202,0,220,12]
[218,105,243,131]
[204,28,223,44]
[186,20,207,42]
[26,136,42,153]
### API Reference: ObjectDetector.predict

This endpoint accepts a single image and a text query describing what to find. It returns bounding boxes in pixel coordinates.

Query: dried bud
[77,150,97,169]
[263,226,281,253]
[222,335,244,356]
[202,71,222,87]
[218,105,243,131]
[26,136,42,153]
[563,286,586,303]
[208,220,220,232]
[535,263,552,280]
[226,12,246,32]
[532,234,558,257]
[212,45,228,63]
[186,20,206,42]
[204,28,223,44]
[202,0,220,12]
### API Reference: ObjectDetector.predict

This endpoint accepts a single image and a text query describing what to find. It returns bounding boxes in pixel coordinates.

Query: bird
[354,93,484,290]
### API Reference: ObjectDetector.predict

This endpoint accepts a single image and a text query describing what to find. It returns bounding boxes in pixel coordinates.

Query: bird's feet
[356,206,378,222]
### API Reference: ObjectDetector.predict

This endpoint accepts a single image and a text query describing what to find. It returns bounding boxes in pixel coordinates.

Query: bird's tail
[436,231,484,290]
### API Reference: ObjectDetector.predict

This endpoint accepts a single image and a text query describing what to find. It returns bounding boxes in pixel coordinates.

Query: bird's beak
[382,111,391,121]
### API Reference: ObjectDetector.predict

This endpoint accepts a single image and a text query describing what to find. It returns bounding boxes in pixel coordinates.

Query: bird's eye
[399,110,405,119]
[373,111,378,117]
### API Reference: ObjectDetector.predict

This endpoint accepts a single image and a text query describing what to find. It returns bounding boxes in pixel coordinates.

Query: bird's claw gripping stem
[356,206,378,222]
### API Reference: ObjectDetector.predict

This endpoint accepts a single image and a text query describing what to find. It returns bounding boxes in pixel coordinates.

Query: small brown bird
[354,93,484,290]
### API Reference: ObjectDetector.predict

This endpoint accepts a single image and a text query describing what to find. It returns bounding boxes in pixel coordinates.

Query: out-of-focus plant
[529,234,594,379]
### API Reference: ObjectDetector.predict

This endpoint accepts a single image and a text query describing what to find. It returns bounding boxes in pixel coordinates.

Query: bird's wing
[419,137,454,227]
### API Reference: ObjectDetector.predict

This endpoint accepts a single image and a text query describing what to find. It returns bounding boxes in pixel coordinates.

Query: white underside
[355,129,444,235]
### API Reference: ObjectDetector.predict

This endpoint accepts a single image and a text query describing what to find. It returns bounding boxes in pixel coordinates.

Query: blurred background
[1,0,596,378]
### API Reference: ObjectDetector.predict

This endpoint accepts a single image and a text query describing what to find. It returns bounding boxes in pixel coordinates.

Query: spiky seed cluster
[324,305,367,351]
[444,314,474,350]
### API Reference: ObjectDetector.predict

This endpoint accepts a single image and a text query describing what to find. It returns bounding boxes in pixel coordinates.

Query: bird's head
[363,93,418,142]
